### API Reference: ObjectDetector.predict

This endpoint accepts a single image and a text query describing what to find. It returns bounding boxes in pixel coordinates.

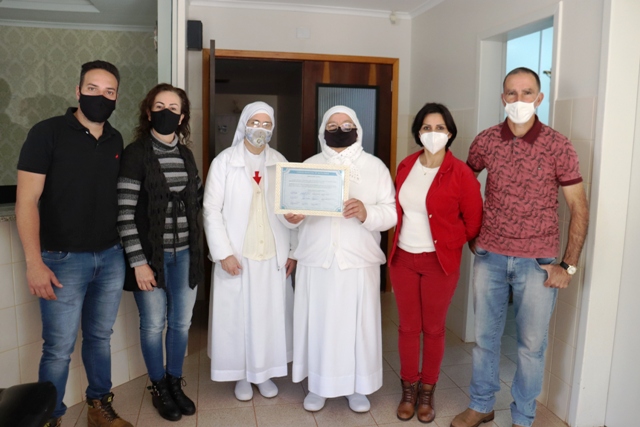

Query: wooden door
[203,48,399,291]
[301,61,393,167]
[301,61,394,290]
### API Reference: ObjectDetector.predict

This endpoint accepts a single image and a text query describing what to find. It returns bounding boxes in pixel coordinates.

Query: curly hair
[133,83,191,145]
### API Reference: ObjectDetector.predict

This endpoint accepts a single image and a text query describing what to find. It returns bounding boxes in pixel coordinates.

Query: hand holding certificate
[275,162,350,217]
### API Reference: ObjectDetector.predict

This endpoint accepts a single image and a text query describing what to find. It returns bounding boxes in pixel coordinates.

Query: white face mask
[503,94,540,124]
[420,131,449,154]
[245,126,272,148]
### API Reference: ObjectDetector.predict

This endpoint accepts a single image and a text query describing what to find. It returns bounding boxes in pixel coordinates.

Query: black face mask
[324,129,357,148]
[150,109,181,135]
[79,94,116,123]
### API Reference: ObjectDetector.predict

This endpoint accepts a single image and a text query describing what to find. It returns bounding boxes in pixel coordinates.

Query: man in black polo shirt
[16,60,132,427]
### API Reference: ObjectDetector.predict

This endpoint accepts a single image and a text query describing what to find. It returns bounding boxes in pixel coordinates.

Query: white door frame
[571,1,640,425]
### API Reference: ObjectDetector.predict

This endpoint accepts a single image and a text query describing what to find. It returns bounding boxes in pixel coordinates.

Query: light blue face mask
[245,126,272,148]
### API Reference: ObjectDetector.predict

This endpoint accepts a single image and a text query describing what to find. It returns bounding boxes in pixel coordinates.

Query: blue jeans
[134,249,197,382]
[39,244,125,418]
[469,247,557,427]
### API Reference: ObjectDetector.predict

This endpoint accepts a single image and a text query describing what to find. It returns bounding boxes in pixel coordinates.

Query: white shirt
[398,159,439,253]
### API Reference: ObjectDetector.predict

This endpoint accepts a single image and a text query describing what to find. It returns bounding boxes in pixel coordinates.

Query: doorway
[213,58,303,162]
[202,47,397,174]
[201,45,399,291]
[505,18,554,124]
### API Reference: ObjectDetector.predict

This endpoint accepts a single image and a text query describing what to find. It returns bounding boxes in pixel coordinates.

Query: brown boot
[417,382,436,423]
[87,393,133,427]
[43,418,61,427]
[450,408,495,427]
[397,380,419,421]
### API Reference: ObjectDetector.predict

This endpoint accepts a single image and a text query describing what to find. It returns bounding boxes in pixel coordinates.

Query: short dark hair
[133,83,191,145]
[411,102,458,149]
[79,60,120,89]
[503,67,540,92]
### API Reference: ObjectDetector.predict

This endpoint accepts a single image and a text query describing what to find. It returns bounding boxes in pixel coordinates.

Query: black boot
[166,373,196,415]
[148,377,182,421]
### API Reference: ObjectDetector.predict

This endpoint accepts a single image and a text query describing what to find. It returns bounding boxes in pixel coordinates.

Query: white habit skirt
[292,263,383,397]
[208,256,293,383]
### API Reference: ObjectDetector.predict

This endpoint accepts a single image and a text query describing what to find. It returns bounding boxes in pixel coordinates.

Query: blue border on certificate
[275,163,349,217]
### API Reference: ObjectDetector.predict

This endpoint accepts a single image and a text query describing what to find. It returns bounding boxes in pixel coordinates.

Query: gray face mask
[245,126,272,148]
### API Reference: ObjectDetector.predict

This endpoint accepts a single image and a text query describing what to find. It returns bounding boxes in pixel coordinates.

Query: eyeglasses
[326,122,357,133]
[248,120,273,130]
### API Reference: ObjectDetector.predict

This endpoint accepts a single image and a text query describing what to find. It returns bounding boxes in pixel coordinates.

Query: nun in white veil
[284,105,396,413]
[203,101,296,401]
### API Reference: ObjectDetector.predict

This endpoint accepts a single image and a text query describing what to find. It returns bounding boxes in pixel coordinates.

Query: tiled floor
[60,293,567,427]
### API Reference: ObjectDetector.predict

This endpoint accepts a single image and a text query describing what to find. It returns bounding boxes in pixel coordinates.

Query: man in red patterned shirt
[451,68,589,427]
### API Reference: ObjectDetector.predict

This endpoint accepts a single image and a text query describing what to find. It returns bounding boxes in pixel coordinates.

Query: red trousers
[389,248,459,384]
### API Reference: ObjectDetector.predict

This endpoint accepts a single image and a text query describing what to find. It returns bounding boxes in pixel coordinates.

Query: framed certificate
[275,162,350,217]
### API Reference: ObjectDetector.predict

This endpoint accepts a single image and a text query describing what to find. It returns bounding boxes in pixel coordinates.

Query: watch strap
[560,261,577,275]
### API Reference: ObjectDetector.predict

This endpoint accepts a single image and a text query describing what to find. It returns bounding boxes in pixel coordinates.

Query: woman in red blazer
[390,103,483,423]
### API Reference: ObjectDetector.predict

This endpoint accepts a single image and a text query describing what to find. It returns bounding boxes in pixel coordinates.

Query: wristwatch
[559,261,577,275]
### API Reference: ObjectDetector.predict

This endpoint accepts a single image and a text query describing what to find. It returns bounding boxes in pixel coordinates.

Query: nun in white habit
[284,105,396,413]
[203,101,296,401]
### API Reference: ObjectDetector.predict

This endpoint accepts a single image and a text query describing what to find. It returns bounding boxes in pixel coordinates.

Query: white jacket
[203,142,295,268]
[288,151,396,270]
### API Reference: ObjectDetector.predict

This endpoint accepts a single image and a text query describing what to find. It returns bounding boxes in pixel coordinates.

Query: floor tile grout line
[135,374,147,427]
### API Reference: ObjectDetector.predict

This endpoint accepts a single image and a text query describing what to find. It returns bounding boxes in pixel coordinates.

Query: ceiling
[194,0,445,18]
[0,0,444,29]
[0,0,157,30]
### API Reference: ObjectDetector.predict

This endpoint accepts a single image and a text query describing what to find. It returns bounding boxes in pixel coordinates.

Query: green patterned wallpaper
[0,25,158,185]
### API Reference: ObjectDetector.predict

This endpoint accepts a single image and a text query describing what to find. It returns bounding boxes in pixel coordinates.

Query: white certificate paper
[275,162,350,217]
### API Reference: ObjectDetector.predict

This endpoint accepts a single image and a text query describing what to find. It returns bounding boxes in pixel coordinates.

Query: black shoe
[148,377,182,421]
[166,373,196,415]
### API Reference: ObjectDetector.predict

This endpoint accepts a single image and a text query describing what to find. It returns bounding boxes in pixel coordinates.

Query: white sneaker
[256,379,278,398]
[234,379,253,401]
[346,393,370,412]
[303,392,326,412]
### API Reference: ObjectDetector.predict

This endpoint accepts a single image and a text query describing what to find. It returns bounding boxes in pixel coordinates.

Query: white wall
[575,1,640,425]
[0,219,147,410]
[410,0,603,423]
[409,0,602,110]
[186,4,413,174]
